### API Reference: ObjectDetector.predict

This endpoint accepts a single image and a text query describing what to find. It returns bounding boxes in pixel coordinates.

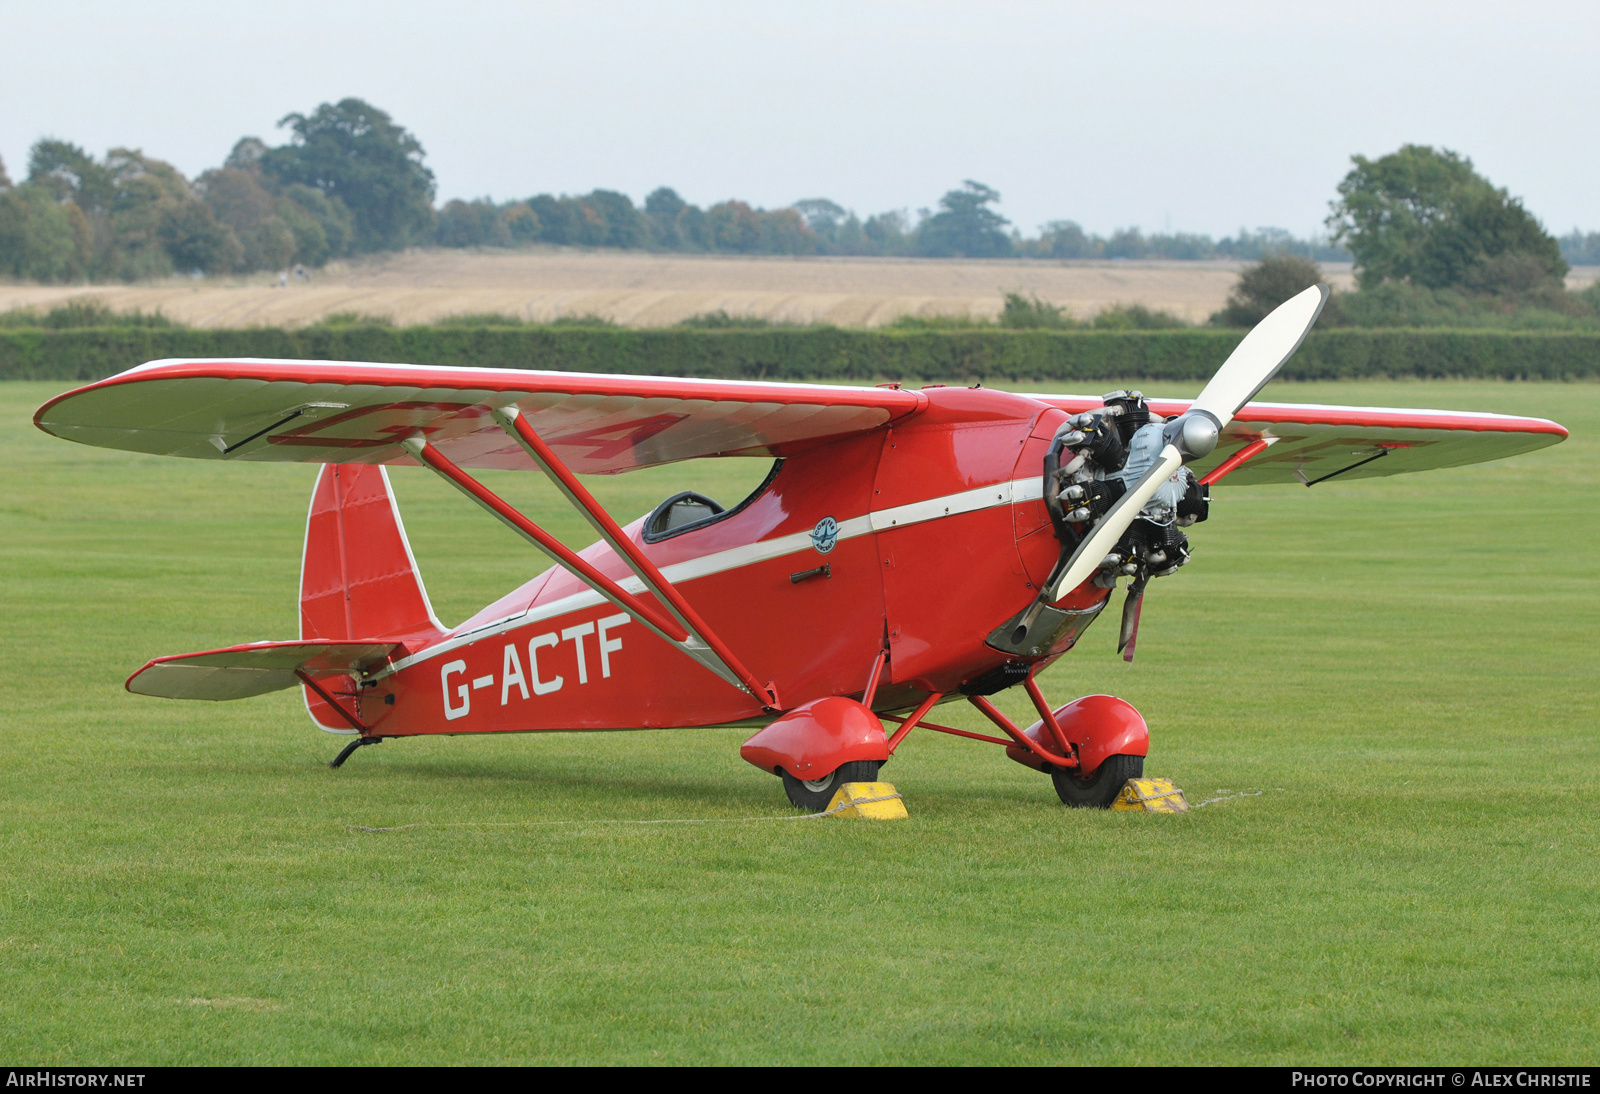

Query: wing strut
[492,407,776,705]
[399,432,776,708]
[1198,435,1278,486]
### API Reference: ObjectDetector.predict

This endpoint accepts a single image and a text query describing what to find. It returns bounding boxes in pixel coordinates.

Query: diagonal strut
[400,431,774,706]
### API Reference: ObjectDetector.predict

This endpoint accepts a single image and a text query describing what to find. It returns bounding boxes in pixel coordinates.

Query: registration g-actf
[35,287,1567,809]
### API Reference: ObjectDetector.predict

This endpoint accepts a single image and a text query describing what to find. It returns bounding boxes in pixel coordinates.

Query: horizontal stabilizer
[126,640,400,701]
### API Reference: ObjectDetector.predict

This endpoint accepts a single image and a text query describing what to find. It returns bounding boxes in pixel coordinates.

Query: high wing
[34,359,927,474]
[1025,394,1567,486]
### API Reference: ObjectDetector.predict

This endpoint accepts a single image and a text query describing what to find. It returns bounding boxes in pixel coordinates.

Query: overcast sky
[2,1,1595,239]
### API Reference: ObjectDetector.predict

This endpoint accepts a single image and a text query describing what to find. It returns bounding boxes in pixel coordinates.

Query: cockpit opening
[640,459,785,543]
[644,491,724,539]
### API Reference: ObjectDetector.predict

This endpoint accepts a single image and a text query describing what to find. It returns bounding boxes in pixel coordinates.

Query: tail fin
[300,464,444,646]
[300,464,444,734]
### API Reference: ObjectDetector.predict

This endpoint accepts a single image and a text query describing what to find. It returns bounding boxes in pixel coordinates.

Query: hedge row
[4,325,1599,384]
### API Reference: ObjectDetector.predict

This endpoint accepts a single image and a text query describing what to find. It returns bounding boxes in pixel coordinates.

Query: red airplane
[34,286,1566,810]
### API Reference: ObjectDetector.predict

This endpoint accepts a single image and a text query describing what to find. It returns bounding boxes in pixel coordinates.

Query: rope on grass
[1190,788,1283,809]
[347,791,906,832]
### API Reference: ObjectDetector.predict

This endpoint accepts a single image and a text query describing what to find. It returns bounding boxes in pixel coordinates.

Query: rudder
[300,464,443,734]
[300,464,443,647]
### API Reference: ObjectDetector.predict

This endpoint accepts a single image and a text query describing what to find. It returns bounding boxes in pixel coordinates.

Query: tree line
[442,180,1350,263]
[1,97,1357,283]
[0,96,1592,311]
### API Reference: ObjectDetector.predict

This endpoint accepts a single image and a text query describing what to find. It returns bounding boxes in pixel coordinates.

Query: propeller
[1003,283,1329,653]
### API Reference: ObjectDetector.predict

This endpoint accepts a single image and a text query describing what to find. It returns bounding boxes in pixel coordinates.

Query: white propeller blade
[1041,283,1327,604]
[1046,444,1183,600]
[1190,283,1328,427]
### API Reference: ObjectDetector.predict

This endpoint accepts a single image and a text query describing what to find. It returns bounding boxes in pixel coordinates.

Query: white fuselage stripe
[374,474,1043,678]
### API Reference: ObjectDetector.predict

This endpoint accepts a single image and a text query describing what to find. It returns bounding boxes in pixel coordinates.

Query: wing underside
[1026,394,1567,485]
[35,359,926,474]
[37,362,1565,483]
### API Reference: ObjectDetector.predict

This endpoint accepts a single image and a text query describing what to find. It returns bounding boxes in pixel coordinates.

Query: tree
[0,185,79,280]
[1143,232,1215,261]
[1560,230,1600,266]
[707,200,761,252]
[1327,145,1566,291]
[101,149,197,278]
[525,195,577,244]
[644,187,688,249]
[758,207,816,254]
[197,167,279,270]
[999,292,1076,328]
[915,181,1010,258]
[863,209,910,255]
[0,155,10,190]
[1216,227,1309,261]
[1104,227,1146,260]
[581,190,645,248]
[158,197,236,273]
[1211,254,1339,327]
[262,98,436,252]
[644,187,686,220]
[205,138,351,268]
[14,135,351,280]
[679,204,711,250]
[28,140,116,214]
[1034,220,1095,259]
[570,198,609,247]
[794,198,847,250]
[503,204,541,244]
[224,137,270,172]
[435,199,511,248]
[279,184,355,263]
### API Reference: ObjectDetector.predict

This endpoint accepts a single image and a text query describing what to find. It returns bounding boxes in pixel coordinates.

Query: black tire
[781,760,881,813]
[1051,753,1144,809]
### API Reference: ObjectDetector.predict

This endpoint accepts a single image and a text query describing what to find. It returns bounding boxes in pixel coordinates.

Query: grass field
[1,377,1596,1064]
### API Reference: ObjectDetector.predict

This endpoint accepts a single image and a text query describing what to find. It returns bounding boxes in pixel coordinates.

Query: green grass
[1,377,1596,1064]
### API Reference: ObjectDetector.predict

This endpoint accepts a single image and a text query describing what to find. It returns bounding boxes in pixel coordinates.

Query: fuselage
[360,387,1108,736]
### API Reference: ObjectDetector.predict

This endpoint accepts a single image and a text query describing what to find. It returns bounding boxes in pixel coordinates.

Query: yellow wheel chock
[824,782,908,819]
[1110,777,1189,813]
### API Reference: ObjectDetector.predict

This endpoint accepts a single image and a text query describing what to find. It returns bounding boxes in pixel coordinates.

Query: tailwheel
[782,760,881,813]
[1052,753,1143,809]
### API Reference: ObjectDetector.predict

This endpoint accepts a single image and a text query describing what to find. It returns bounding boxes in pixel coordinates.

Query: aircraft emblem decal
[811,516,839,554]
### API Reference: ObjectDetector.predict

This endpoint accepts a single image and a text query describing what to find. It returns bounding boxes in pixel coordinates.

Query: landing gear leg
[330,736,380,769]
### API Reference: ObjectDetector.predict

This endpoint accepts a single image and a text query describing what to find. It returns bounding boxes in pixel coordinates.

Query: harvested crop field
[0,250,1361,329]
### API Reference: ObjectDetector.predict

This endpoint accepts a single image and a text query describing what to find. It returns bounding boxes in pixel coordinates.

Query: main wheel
[1052,753,1143,809]
[781,760,881,812]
